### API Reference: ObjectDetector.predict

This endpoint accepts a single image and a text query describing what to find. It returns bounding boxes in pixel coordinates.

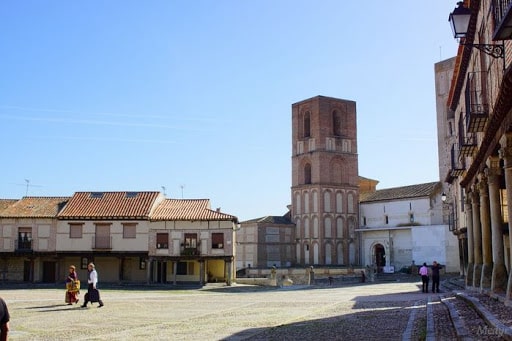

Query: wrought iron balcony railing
[15,239,33,252]
[492,0,512,40]
[465,72,489,133]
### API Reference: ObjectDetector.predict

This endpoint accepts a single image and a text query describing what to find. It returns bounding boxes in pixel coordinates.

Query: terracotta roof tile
[0,199,18,212]
[151,199,238,222]
[57,191,162,219]
[360,182,440,203]
[0,197,69,218]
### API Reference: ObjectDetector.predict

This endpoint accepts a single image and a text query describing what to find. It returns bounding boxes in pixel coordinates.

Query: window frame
[123,223,137,239]
[212,233,224,249]
[69,223,83,239]
[156,233,169,249]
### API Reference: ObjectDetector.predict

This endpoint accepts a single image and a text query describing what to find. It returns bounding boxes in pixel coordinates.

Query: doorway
[42,261,56,283]
[373,243,386,271]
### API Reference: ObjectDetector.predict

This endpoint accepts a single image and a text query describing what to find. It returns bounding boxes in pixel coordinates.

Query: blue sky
[0,1,459,221]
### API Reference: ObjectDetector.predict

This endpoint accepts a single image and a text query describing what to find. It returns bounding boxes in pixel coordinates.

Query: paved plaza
[0,278,443,341]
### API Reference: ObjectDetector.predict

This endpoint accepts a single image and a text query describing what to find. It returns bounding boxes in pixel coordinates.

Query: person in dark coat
[81,262,104,308]
[0,297,10,341]
[431,261,443,293]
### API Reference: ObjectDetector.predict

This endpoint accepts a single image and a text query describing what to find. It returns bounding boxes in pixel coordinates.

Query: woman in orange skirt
[65,265,80,305]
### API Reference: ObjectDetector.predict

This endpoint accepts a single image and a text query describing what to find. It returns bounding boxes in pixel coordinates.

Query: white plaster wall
[411,225,458,272]
[360,197,438,228]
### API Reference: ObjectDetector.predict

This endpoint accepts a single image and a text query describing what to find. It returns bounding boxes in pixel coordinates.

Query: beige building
[0,191,238,285]
[440,0,512,303]
[236,214,295,270]
[0,197,69,282]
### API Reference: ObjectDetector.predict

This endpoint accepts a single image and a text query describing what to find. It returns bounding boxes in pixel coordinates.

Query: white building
[357,181,460,273]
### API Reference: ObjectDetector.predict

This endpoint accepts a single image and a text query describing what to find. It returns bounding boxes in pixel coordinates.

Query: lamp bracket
[462,42,505,59]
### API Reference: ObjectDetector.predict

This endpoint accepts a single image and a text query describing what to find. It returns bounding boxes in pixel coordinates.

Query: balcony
[181,248,200,256]
[445,144,466,183]
[492,0,512,40]
[15,239,33,252]
[92,236,112,249]
[465,72,489,133]
[458,132,477,157]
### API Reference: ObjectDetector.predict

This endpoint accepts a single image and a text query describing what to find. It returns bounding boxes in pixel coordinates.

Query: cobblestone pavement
[0,275,511,340]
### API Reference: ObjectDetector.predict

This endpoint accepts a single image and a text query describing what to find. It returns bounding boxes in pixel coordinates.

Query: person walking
[419,262,429,293]
[0,297,10,341]
[431,261,443,293]
[65,265,80,305]
[81,262,104,308]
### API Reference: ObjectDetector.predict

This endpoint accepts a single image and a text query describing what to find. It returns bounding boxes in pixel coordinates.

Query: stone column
[487,159,508,293]
[199,260,205,286]
[478,173,492,291]
[471,186,482,288]
[499,133,512,303]
[226,259,232,286]
[465,195,474,288]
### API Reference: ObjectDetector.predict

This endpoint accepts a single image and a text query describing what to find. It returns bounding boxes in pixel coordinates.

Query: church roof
[359,181,440,203]
[241,215,294,225]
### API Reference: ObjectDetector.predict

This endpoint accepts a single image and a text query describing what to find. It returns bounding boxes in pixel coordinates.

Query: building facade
[441,0,512,303]
[0,191,238,285]
[291,96,360,266]
[357,182,460,273]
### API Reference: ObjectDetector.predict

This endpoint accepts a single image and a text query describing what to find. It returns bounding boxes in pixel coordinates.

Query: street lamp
[448,1,505,59]
[441,192,456,232]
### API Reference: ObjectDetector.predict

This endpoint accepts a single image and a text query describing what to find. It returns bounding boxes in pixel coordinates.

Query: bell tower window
[304,163,312,184]
[332,110,341,136]
[303,111,311,138]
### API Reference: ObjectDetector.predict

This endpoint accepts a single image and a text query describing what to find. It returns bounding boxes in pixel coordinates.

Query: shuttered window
[157,233,168,249]
[69,223,83,238]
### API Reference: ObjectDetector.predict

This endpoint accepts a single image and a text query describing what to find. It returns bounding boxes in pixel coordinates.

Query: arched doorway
[373,243,386,272]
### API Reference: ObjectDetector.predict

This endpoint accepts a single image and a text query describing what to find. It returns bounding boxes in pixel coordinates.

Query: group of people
[419,261,443,293]
[66,262,104,308]
[0,262,104,340]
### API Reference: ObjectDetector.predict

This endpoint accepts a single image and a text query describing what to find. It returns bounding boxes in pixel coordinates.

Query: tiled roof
[0,197,69,218]
[57,191,161,219]
[241,215,294,225]
[360,182,440,203]
[0,199,18,212]
[151,199,238,222]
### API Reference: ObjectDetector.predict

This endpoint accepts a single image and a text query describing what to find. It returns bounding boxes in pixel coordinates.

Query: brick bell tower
[291,96,359,266]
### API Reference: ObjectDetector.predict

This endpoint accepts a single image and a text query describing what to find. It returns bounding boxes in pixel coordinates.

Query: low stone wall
[237,267,367,286]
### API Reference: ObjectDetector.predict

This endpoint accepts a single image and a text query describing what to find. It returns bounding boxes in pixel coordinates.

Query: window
[157,233,169,249]
[139,257,146,270]
[123,223,137,238]
[303,111,311,138]
[126,192,138,198]
[385,215,389,225]
[81,257,88,269]
[304,163,311,184]
[332,110,342,136]
[69,223,83,238]
[212,233,224,249]
[90,192,104,198]
[363,217,367,226]
[17,227,32,250]
[184,233,197,248]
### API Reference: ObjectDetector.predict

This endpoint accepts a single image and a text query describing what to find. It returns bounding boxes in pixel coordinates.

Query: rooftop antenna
[10,179,43,197]
[161,186,167,197]
[180,185,185,199]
